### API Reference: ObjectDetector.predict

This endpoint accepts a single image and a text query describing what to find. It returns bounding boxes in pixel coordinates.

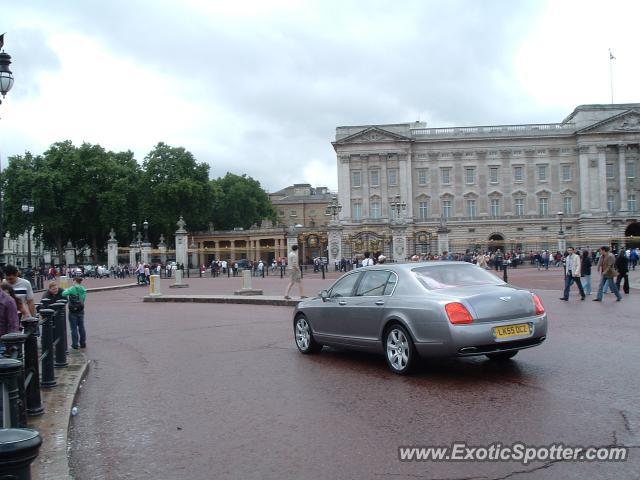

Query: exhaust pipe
[459,347,478,353]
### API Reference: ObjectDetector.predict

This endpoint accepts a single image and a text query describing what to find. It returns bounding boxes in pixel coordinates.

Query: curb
[86,283,139,293]
[30,352,91,480]
[143,294,301,307]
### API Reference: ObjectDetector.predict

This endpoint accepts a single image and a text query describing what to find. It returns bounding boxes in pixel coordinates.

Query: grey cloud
[5,0,564,191]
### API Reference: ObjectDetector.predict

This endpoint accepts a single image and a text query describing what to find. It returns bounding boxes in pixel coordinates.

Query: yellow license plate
[494,323,530,339]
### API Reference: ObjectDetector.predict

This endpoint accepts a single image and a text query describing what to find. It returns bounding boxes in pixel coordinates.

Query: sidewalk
[29,350,90,480]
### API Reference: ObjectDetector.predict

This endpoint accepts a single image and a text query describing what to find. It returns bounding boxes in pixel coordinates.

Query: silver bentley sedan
[293,262,547,374]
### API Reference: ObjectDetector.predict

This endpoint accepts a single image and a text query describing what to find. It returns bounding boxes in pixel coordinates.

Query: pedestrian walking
[2,264,37,317]
[615,249,630,295]
[593,246,622,302]
[560,247,585,301]
[362,251,374,267]
[62,277,88,349]
[0,281,20,355]
[581,250,592,295]
[284,245,305,300]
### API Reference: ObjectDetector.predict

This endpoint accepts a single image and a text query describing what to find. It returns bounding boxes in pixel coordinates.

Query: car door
[349,270,397,345]
[314,271,361,339]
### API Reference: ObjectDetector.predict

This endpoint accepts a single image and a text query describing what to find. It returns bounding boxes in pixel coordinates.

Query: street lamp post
[389,195,407,220]
[0,37,15,266]
[325,196,342,221]
[21,199,35,285]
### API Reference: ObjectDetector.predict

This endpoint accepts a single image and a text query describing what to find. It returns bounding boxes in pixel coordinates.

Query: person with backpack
[62,277,88,349]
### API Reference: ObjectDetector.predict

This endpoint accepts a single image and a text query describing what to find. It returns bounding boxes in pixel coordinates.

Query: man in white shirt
[361,251,374,267]
[560,247,585,301]
[284,245,305,299]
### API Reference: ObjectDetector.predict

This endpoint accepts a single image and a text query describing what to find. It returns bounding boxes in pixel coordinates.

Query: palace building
[328,103,640,264]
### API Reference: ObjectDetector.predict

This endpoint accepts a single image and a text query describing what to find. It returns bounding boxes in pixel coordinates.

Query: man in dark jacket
[615,250,630,294]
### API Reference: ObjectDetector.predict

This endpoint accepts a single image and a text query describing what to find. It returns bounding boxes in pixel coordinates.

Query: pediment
[578,110,640,134]
[333,127,411,145]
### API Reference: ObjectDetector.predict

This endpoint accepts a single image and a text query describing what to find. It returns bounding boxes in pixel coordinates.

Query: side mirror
[320,290,329,302]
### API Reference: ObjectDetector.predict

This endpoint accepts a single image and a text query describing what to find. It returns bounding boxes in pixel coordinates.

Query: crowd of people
[0,264,88,355]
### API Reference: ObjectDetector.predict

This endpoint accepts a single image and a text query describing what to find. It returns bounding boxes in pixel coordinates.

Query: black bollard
[1,333,29,427]
[39,309,56,389]
[57,298,69,353]
[321,263,325,280]
[50,303,68,368]
[20,318,43,416]
[503,263,508,283]
[280,265,284,279]
[0,358,23,428]
[0,428,42,480]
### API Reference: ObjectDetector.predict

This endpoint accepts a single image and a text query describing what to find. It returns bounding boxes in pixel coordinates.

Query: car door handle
[338,301,347,305]
[375,300,385,306]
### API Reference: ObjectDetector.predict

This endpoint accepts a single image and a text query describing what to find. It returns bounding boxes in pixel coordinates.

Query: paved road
[68,270,639,479]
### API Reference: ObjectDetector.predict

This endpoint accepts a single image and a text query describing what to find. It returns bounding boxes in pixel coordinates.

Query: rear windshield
[412,264,505,290]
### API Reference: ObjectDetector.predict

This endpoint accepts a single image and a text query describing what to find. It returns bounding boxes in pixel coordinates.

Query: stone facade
[269,184,334,229]
[333,103,640,258]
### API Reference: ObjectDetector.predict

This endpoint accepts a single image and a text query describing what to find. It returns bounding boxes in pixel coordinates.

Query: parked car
[293,262,547,374]
[234,259,251,270]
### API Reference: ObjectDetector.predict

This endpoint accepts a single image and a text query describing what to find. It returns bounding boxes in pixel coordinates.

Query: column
[229,240,236,261]
[337,155,351,219]
[618,144,628,212]
[255,239,261,261]
[327,223,343,266]
[578,146,591,216]
[107,229,118,269]
[391,224,408,261]
[174,217,188,268]
[213,240,219,260]
[405,150,413,219]
[597,145,607,212]
[64,240,75,266]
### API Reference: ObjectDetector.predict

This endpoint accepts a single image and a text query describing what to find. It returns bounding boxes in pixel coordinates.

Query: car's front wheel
[384,324,415,375]
[294,315,322,354]
[486,351,518,361]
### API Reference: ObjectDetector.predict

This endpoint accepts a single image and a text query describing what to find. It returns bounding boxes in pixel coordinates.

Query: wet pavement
[68,268,639,479]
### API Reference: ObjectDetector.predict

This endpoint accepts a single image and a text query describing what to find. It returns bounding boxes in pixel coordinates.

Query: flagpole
[609,49,614,104]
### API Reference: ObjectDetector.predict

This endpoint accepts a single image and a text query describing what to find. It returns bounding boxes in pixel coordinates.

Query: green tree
[211,173,277,230]
[140,142,213,242]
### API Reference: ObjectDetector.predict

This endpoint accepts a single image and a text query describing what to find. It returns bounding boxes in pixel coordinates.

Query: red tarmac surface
[67,267,640,479]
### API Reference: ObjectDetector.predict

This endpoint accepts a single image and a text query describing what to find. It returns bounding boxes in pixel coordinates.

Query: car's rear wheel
[384,324,415,375]
[294,315,322,354]
[486,351,518,361]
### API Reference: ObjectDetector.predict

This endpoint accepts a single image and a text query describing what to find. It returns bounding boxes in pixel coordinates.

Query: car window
[413,264,504,290]
[329,273,360,298]
[355,270,390,296]
[383,272,398,296]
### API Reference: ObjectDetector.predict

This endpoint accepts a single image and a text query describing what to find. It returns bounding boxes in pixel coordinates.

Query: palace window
[629,194,637,212]
[352,201,362,220]
[442,199,452,218]
[441,167,451,185]
[514,166,524,182]
[465,167,476,184]
[370,169,380,187]
[561,164,572,181]
[388,168,398,186]
[371,200,381,218]
[563,197,573,215]
[419,201,428,220]
[351,171,361,188]
[627,161,637,179]
[466,199,476,218]
[607,194,616,213]
[539,197,549,216]
[606,163,615,179]
[489,167,499,184]
[491,198,500,217]
[538,165,547,181]
[515,198,525,216]
[418,168,428,186]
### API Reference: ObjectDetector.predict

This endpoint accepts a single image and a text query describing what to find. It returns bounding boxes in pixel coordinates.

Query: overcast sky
[1,0,638,191]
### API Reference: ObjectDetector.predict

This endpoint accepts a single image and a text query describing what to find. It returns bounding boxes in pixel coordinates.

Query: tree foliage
[211,173,277,230]
[1,141,277,261]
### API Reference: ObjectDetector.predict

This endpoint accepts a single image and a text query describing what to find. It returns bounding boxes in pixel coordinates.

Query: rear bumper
[414,314,547,358]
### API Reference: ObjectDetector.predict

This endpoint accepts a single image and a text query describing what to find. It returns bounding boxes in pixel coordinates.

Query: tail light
[532,294,545,315]
[445,302,473,325]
